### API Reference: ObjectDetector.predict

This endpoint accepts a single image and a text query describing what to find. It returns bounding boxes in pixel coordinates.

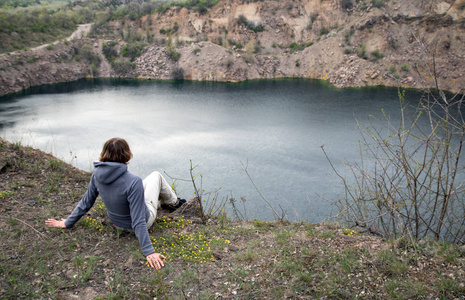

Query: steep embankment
[1,0,464,96]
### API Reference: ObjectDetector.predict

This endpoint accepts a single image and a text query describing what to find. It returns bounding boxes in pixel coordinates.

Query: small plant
[295,59,301,67]
[90,64,98,76]
[370,49,384,60]
[356,43,367,59]
[310,12,318,23]
[72,255,102,284]
[171,66,183,80]
[306,21,313,30]
[344,33,351,45]
[13,58,23,66]
[192,47,201,54]
[81,217,103,231]
[288,41,313,53]
[48,158,65,170]
[225,59,233,69]
[320,26,329,36]
[0,190,14,199]
[401,63,410,71]
[46,44,54,50]
[343,228,358,236]
[148,217,231,265]
[152,216,192,231]
[236,246,258,262]
[342,0,353,10]
[165,45,180,61]
[371,0,385,9]
[92,200,106,217]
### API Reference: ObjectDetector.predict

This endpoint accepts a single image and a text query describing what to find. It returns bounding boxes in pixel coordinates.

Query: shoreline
[1,75,457,99]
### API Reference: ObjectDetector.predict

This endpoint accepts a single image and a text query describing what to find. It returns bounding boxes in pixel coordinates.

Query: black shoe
[161,197,186,211]
[176,198,187,208]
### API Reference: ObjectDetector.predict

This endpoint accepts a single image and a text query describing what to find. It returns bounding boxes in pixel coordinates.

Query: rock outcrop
[0,41,94,96]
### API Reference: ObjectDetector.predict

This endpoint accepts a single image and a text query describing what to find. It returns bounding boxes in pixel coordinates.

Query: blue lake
[0,78,418,222]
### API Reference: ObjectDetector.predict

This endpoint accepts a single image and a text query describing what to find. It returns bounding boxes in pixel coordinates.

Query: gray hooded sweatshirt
[64,162,154,256]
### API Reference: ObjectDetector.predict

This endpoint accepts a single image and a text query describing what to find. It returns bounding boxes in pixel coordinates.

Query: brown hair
[99,138,133,164]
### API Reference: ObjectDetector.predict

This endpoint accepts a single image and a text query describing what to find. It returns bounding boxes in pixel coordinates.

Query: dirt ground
[1,138,465,299]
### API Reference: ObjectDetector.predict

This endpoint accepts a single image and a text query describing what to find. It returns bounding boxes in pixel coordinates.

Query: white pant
[143,171,178,228]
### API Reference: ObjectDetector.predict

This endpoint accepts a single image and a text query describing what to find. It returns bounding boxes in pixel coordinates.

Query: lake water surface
[0,79,415,222]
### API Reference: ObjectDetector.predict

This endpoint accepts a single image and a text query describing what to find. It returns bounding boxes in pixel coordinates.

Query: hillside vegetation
[0,0,464,95]
[1,137,465,298]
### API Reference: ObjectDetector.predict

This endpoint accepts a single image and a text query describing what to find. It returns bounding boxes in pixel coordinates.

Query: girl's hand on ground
[45,218,67,228]
[147,253,165,270]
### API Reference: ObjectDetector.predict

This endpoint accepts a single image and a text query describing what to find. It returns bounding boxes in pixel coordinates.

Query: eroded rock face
[0,41,93,96]
[1,0,464,96]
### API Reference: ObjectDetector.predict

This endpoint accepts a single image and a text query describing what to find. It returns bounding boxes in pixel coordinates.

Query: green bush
[320,26,329,36]
[370,49,384,60]
[356,43,367,59]
[165,45,180,61]
[288,42,313,53]
[401,63,410,72]
[111,58,135,75]
[121,42,146,61]
[159,28,171,35]
[0,5,92,53]
[228,39,243,49]
[90,64,98,76]
[80,44,101,66]
[102,41,118,62]
[371,0,385,8]
[342,0,353,10]
[171,66,183,80]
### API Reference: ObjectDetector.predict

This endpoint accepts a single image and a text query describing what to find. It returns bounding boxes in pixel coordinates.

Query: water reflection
[0,79,421,221]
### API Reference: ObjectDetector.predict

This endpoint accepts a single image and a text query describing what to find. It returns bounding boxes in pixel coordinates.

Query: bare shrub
[171,66,183,80]
[324,86,465,243]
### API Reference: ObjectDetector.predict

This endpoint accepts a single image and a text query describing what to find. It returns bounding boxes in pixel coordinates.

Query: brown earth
[1,138,465,299]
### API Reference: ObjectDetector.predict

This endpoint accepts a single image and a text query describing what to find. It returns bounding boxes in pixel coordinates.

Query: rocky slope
[0,40,96,96]
[1,0,465,96]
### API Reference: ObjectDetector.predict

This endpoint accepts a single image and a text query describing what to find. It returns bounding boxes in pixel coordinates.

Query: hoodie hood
[93,162,128,184]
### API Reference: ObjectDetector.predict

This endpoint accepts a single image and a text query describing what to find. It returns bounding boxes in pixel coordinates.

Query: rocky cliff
[1,0,464,96]
[0,40,95,96]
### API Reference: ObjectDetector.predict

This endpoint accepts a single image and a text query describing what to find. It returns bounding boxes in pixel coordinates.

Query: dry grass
[1,138,465,299]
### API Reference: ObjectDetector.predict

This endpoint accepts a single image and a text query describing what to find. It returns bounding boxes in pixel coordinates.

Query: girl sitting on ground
[45,137,185,270]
